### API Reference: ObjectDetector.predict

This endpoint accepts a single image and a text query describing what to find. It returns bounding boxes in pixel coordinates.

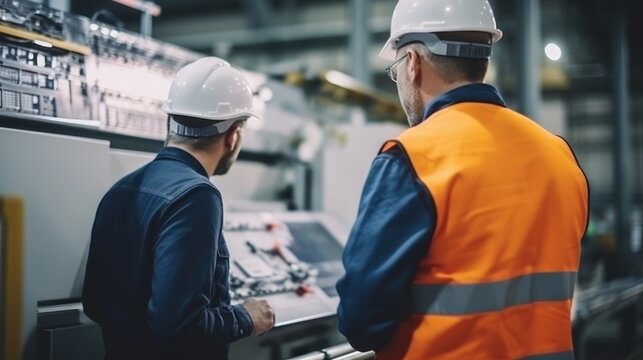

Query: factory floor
[585,315,643,360]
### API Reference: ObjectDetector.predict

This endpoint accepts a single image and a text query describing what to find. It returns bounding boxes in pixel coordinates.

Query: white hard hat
[379,0,503,62]
[163,57,260,126]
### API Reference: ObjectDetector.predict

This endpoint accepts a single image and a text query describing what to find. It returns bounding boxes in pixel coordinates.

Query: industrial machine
[0,0,309,155]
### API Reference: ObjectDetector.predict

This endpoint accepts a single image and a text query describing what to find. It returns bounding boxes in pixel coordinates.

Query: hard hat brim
[163,106,263,121]
[379,28,503,62]
[379,38,396,62]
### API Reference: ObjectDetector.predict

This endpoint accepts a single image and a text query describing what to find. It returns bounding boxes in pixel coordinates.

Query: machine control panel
[224,212,348,326]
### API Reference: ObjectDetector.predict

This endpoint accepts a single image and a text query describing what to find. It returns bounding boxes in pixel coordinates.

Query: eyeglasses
[385,53,409,83]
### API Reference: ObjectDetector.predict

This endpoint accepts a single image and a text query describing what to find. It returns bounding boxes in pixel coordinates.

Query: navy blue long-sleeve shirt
[83,147,252,360]
[335,146,436,352]
[336,83,506,351]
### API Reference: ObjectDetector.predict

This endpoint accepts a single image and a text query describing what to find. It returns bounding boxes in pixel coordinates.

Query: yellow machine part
[1,196,25,360]
[0,23,91,55]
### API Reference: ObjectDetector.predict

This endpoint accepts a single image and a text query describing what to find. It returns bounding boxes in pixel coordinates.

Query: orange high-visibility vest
[377,103,589,360]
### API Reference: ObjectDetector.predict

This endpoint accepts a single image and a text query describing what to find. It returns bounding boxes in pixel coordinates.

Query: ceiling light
[545,43,562,61]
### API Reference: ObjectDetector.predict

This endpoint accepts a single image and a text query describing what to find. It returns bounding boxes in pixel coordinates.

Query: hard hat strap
[396,33,492,59]
[169,117,237,137]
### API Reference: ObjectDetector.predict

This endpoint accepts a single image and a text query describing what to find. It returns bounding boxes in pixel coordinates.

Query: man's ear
[407,49,422,87]
[224,125,240,150]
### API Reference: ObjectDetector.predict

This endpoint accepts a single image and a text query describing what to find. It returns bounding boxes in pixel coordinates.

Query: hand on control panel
[242,298,275,336]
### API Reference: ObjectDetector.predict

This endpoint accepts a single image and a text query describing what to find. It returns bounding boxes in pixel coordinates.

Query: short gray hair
[405,32,491,83]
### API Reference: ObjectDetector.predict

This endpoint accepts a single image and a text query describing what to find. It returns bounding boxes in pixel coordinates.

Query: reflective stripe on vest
[412,272,576,315]
[521,350,575,360]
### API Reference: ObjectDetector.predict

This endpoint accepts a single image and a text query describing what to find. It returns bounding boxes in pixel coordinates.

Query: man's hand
[242,298,275,336]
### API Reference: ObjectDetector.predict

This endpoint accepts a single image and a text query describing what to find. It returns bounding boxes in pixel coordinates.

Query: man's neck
[167,144,218,176]
[422,80,476,105]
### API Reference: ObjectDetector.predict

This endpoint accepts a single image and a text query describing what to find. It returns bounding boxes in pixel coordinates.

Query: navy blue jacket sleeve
[336,146,436,352]
[147,186,253,343]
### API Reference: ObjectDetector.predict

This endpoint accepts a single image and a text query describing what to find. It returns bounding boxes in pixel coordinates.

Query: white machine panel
[224,212,348,326]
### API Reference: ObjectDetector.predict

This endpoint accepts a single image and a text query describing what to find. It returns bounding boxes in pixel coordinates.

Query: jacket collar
[422,83,506,121]
[155,147,209,178]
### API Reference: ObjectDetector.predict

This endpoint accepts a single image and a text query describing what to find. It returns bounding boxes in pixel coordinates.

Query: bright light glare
[95,62,173,100]
[545,43,562,61]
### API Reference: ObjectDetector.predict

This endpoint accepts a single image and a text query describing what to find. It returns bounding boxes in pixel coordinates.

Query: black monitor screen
[286,221,345,298]
[285,222,343,264]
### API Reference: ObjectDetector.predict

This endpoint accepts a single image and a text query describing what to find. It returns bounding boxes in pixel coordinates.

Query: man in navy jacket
[83,57,275,360]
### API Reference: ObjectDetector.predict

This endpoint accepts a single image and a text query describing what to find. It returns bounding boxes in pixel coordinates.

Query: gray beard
[400,86,425,127]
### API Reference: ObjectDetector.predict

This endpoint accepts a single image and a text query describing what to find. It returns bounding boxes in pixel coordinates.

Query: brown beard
[213,142,241,176]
